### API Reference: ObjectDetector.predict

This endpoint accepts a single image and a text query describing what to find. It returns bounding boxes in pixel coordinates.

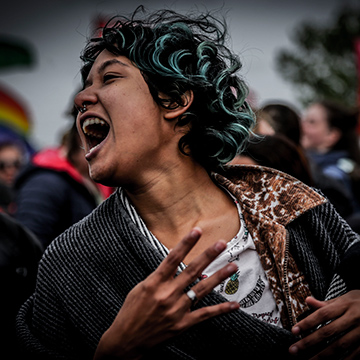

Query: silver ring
[186,289,198,305]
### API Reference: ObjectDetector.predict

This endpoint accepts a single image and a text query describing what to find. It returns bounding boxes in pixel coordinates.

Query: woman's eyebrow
[83,59,129,88]
[98,59,130,74]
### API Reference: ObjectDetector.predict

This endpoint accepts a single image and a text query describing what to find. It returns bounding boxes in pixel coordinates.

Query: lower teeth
[89,144,100,153]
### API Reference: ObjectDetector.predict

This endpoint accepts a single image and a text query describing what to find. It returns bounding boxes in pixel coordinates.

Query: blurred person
[14,119,113,249]
[14,7,360,360]
[230,134,314,186]
[256,102,355,219]
[301,100,360,200]
[255,102,302,145]
[0,212,43,359]
[0,141,25,187]
[0,136,27,214]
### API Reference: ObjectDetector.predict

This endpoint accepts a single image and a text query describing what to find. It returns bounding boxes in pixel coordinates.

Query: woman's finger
[174,239,228,290]
[155,227,203,280]
[291,297,345,338]
[181,262,238,308]
[290,291,360,358]
[185,300,240,329]
[304,328,360,360]
[189,262,238,302]
[290,316,346,355]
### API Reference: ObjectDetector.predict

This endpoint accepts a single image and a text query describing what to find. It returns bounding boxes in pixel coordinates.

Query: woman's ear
[162,90,194,120]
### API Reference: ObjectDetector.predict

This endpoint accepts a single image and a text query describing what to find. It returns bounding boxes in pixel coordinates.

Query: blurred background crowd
[1,0,360,356]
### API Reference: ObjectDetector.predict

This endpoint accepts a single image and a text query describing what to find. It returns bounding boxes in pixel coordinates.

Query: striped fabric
[119,188,187,271]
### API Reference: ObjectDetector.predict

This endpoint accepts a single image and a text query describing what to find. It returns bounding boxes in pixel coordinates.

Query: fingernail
[289,345,298,355]
[214,240,226,252]
[227,263,238,272]
[190,228,201,238]
[292,326,301,335]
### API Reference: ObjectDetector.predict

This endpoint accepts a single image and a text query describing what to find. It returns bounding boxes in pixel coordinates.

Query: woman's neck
[123,162,239,257]
[124,163,212,226]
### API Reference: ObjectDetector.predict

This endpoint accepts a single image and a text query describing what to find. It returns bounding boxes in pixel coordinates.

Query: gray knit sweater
[16,166,360,359]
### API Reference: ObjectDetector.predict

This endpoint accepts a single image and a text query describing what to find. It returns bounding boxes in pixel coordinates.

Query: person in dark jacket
[0,212,42,359]
[301,100,360,210]
[14,121,113,249]
[16,7,360,359]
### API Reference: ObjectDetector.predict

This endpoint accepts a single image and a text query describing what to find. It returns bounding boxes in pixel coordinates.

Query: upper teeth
[82,118,107,133]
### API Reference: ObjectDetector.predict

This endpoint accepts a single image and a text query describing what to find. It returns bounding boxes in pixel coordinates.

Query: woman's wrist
[93,327,143,360]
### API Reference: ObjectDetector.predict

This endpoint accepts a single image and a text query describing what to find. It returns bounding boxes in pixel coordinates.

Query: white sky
[0,0,357,149]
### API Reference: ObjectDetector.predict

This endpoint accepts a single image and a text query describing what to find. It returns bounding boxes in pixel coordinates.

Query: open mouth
[82,118,110,151]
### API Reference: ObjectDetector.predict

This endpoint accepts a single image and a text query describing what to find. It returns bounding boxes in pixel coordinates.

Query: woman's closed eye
[103,73,122,83]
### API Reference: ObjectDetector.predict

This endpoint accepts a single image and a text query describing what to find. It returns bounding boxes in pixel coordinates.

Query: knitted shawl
[16,165,359,359]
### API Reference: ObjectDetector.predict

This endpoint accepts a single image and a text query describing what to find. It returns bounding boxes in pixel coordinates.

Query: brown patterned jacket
[214,165,359,329]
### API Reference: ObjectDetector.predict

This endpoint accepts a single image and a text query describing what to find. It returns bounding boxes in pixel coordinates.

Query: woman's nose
[74,88,97,112]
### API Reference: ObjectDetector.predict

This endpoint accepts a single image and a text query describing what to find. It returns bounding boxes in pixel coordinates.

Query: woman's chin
[89,166,119,187]
[89,166,107,184]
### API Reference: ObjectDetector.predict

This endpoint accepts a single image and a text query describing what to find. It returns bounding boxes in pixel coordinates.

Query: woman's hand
[94,227,239,360]
[289,290,360,359]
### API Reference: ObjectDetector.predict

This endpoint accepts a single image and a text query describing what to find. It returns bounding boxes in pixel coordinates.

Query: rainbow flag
[0,85,35,156]
[0,85,31,138]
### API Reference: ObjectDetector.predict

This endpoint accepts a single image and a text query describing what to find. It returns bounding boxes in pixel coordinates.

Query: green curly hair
[80,6,255,170]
